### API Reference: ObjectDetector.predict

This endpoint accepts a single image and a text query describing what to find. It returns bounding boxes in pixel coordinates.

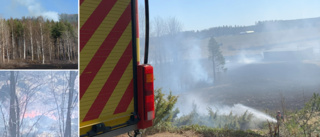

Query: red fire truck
[79,0,154,136]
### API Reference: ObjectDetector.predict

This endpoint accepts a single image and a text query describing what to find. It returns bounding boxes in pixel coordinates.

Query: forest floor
[146,131,199,137]
[117,131,199,137]
[0,60,78,69]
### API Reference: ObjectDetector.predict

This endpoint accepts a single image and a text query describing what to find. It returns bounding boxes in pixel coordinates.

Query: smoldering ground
[144,16,320,129]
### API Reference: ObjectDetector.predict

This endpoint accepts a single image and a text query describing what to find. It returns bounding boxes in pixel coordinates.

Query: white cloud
[12,0,59,21]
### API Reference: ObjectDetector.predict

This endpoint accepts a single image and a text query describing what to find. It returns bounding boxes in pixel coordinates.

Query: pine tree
[208,37,226,83]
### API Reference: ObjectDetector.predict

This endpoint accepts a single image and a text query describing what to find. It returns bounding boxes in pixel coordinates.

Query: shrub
[144,88,179,134]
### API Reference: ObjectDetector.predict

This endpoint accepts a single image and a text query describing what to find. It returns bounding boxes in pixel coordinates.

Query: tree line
[0,16,78,64]
[185,17,320,39]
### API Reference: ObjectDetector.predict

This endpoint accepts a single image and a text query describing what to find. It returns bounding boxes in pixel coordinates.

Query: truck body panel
[80,0,137,135]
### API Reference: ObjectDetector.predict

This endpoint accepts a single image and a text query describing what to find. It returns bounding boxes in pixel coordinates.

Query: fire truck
[79,0,154,136]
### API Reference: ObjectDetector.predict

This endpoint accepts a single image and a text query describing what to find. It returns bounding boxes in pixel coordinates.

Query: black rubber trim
[80,113,139,137]
[144,0,149,64]
[131,0,139,114]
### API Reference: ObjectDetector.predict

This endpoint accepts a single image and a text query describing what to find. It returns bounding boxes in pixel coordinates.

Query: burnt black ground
[182,61,320,112]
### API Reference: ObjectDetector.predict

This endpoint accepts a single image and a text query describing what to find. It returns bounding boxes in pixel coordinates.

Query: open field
[146,20,320,136]
[178,61,320,113]
[173,26,320,113]
[216,27,320,56]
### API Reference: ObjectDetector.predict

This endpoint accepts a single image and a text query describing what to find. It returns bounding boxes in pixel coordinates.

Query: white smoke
[177,93,277,124]
[12,0,59,21]
[237,51,262,64]
[188,42,213,83]
[221,104,277,123]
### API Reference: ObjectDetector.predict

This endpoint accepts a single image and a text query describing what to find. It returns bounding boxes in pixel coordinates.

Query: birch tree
[0,18,4,62]
[38,17,45,64]
[9,71,18,137]
[28,19,34,61]
[64,71,77,137]
[49,71,78,137]
[0,71,68,136]
[0,16,78,66]
[4,22,10,63]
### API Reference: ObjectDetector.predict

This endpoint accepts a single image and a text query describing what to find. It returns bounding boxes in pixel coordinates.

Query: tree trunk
[9,71,17,137]
[2,39,4,63]
[37,40,40,60]
[41,40,45,64]
[53,39,57,60]
[212,58,216,83]
[49,41,52,61]
[66,32,71,61]
[23,33,26,59]
[62,39,65,60]
[1,20,3,62]
[60,86,66,136]
[14,87,20,137]
[6,40,9,62]
[67,39,69,61]
[0,40,2,63]
[72,40,75,61]
[41,35,45,64]
[40,22,45,64]
[11,26,15,60]
[30,28,34,61]
[64,71,77,137]
[58,38,60,60]
[50,73,63,137]
[19,39,22,59]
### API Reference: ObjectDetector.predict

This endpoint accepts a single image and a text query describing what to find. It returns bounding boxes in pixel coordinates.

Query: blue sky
[1,0,319,30]
[139,0,320,31]
[0,0,78,21]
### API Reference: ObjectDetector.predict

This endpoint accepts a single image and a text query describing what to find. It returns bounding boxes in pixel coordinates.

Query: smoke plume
[12,0,59,21]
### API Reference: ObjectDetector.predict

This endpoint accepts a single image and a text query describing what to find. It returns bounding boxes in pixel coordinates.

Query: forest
[0,71,78,137]
[0,15,78,69]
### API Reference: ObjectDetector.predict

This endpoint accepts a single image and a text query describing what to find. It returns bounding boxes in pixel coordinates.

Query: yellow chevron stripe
[79,99,134,134]
[99,60,133,118]
[80,60,134,126]
[80,23,132,122]
[80,0,130,74]
[80,0,101,28]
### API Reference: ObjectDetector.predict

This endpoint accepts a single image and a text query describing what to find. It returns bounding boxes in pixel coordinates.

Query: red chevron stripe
[113,79,134,114]
[80,0,84,5]
[80,4,131,99]
[80,0,117,51]
[83,41,133,122]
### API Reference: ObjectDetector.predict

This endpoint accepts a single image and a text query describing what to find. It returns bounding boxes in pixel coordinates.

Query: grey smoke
[12,0,59,21]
